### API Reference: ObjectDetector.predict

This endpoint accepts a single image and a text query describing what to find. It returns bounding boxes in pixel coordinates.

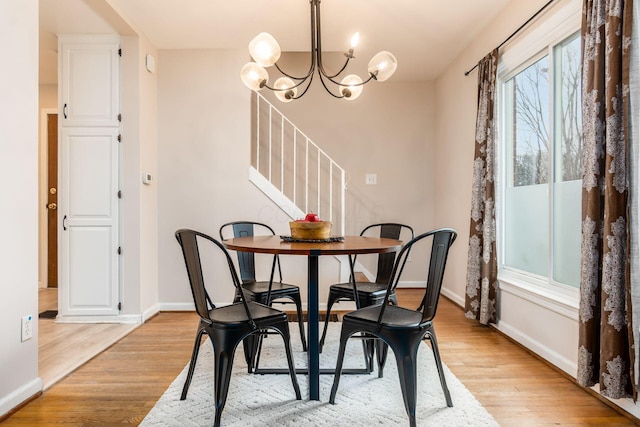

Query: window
[499,27,582,292]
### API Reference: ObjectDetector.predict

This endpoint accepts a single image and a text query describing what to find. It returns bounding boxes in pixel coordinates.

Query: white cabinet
[59,35,120,127]
[58,35,121,320]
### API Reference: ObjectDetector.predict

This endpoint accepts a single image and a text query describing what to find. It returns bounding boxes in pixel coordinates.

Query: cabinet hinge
[118,48,122,57]
[118,302,122,311]
[118,190,122,199]
[117,134,122,142]
[117,246,122,255]
[117,113,122,122]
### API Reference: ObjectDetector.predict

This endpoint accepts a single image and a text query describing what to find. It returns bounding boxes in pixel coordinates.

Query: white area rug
[141,323,498,426]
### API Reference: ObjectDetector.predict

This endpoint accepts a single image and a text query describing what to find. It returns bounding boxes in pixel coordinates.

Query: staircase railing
[251,92,346,236]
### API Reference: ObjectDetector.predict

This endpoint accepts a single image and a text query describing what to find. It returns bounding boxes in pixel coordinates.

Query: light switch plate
[145,54,155,73]
[366,174,377,185]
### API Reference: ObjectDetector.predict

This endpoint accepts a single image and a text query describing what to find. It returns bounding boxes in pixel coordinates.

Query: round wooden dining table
[223,234,402,401]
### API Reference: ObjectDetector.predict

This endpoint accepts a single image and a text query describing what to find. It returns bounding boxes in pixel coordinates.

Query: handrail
[252,92,346,236]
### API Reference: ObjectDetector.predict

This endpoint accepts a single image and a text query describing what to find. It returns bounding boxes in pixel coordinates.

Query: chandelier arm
[316,71,346,99]
[263,71,312,91]
[274,62,314,82]
[318,71,377,88]
[290,72,316,99]
[317,55,352,80]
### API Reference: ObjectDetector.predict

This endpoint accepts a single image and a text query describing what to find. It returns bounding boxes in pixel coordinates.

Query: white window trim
[496,0,582,312]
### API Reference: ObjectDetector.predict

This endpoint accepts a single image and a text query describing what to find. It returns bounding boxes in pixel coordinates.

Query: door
[58,35,120,318]
[47,113,58,287]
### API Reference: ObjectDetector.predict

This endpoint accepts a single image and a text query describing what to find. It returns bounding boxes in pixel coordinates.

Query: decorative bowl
[289,221,332,240]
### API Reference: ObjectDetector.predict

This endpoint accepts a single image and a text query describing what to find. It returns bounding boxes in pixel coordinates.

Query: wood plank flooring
[5,290,639,426]
[37,288,137,390]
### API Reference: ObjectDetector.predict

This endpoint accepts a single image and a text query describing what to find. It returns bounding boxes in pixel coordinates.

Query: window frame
[495,0,582,313]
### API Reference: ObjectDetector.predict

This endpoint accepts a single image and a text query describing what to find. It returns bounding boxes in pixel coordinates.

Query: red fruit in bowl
[305,213,320,222]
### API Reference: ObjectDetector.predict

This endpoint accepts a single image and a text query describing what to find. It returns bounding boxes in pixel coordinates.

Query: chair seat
[209,301,287,325]
[343,304,424,329]
[330,281,389,299]
[242,280,300,296]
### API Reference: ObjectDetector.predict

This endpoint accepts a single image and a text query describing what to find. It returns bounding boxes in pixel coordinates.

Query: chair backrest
[219,221,281,284]
[378,228,457,324]
[360,223,414,284]
[175,229,253,325]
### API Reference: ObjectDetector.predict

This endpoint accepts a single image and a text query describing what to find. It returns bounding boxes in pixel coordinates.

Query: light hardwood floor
[37,288,137,389]
[5,289,639,426]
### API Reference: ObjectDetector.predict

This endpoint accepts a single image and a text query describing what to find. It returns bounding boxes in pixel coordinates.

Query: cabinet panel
[59,127,120,317]
[59,35,120,127]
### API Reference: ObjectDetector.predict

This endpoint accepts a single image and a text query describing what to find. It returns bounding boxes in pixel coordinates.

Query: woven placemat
[279,236,344,243]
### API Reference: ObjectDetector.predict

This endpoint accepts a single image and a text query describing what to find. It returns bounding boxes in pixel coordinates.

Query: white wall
[137,38,159,320]
[0,0,42,417]
[119,33,160,322]
[259,55,438,282]
[157,48,269,307]
[157,49,439,308]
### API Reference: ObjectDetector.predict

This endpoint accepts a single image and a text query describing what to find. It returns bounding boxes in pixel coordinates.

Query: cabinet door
[58,35,121,319]
[59,127,120,317]
[59,35,120,127]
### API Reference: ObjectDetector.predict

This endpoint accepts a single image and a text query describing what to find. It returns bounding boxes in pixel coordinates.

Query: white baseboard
[495,318,577,377]
[158,302,196,312]
[55,314,142,324]
[440,286,465,306]
[142,304,160,323]
[0,378,42,418]
[589,384,640,419]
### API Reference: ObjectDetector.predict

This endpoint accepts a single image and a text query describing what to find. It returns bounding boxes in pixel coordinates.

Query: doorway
[46,113,58,289]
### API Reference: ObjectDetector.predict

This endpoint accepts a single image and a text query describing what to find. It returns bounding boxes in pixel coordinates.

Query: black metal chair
[175,229,301,427]
[319,223,414,355]
[329,228,457,427]
[219,222,307,356]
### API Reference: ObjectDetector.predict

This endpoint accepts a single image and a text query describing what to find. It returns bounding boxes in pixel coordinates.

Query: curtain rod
[463,0,556,76]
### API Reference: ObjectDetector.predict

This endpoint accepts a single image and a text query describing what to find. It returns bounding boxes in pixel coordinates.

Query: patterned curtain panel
[630,0,639,391]
[465,49,498,326]
[578,0,635,399]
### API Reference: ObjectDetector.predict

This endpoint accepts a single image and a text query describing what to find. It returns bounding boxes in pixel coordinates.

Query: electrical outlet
[21,315,33,342]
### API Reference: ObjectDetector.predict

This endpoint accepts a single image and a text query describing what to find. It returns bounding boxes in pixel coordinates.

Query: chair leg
[376,339,389,378]
[329,324,356,404]
[319,292,339,353]
[361,335,375,373]
[426,326,453,407]
[211,332,240,427]
[252,332,266,371]
[181,327,206,400]
[290,292,307,351]
[375,297,396,377]
[234,291,257,373]
[273,321,302,400]
[242,334,257,373]
[393,347,419,427]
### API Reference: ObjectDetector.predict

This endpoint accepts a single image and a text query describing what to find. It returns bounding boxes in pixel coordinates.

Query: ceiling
[39,0,512,85]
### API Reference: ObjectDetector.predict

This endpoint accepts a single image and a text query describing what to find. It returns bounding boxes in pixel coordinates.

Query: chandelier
[240,0,397,102]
